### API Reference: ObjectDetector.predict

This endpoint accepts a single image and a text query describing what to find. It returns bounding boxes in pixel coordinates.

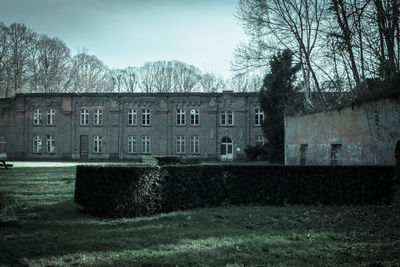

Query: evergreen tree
[260,49,300,164]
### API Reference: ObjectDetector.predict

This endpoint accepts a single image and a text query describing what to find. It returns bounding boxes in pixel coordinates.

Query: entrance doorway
[221,136,233,161]
[80,135,89,159]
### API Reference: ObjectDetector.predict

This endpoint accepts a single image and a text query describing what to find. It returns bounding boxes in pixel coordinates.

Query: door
[221,136,233,161]
[80,135,89,159]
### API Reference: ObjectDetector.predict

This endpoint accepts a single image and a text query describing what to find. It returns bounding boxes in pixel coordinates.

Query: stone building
[0,92,265,161]
[285,97,400,166]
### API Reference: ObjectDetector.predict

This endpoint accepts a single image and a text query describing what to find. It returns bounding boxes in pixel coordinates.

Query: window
[93,109,103,126]
[80,109,89,126]
[93,135,103,153]
[176,109,186,125]
[142,109,151,126]
[46,135,55,153]
[176,136,185,154]
[33,109,42,125]
[228,111,234,125]
[220,111,234,126]
[255,136,264,146]
[128,135,137,153]
[255,108,264,126]
[33,135,42,153]
[190,109,199,126]
[142,136,151,153]
[190,136,200,154]
[46,109,55,125]
[128,109,137,125]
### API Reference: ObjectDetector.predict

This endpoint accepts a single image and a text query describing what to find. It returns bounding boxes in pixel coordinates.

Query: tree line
[235,0,400,112]
[0,22,263,98]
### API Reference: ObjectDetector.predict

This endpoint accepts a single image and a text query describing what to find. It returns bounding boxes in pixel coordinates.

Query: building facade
[0,92,265,161]
[285,97,400,166]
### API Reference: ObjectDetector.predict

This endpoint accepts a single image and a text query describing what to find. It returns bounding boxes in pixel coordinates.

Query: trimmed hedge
[74,165,395,218]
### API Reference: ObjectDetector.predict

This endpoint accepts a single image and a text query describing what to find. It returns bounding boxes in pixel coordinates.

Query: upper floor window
[93,135,103,153]
[128,109,137,126]
[128,135,137,153]
[142,109,151,126]
[142,135,151,153]
[80,109,89,126]
[46,135,55,153]
[255,108,264,126]
[176,136,185,154]
[93,109,103,126]
[255,135,264,147]
[33,109,42,125]
[190,136,200,154]
[176,109,186,126]
[46,109,55,126]
[190,109,199,126]
[220,111,234,126]
[33,135,42,153]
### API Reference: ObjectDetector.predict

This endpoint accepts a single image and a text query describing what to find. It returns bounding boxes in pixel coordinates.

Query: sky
[0,0,247,79]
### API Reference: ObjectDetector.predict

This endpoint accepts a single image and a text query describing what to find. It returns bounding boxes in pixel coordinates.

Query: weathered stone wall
[285,97,400,165]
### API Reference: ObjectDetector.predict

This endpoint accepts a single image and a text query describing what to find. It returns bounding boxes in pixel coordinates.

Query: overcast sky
[0,0,246,78]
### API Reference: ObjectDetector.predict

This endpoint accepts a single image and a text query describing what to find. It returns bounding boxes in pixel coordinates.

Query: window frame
[220,111,234,126]
[128,109,137,126]
[80,109,89,126]
[46,109,55,126]
[255,108,264,126]
[93,135,103,153]
[176,109,186,126]
[93,109,103,126]
[141,135,151,154]
[128,135,137,153]
[176,136,185,154]
[33,135,42,153]
[142,109,151,126]
[46,135,55,153]
[190,136,200,154]
[33,109,42,125]
[190,109,199,126]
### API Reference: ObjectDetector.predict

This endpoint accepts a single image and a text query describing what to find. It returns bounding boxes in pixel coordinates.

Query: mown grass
[0,166,399,266]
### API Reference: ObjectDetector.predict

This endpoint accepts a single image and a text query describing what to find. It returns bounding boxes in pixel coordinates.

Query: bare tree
[235,0,329,108]
[64,51,111,92]
[227,72,263,92]
[30,35,71,93]
[200,73,226,92]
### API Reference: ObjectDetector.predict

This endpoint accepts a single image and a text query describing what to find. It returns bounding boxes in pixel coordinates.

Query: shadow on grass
[1,198,399,266]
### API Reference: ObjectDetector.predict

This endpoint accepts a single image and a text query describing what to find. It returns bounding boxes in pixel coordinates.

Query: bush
[155,157,181,166]
[75,165,396,218]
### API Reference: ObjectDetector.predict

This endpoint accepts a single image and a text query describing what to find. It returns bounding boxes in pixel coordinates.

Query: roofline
[13,92,260,98]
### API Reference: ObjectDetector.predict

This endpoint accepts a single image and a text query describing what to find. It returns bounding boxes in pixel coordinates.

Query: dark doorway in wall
[300,144,308,165]
[331,144,342,166]
[80,135,89,159]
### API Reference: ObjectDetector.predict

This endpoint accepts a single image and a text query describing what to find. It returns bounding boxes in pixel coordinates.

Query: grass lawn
[0,166,399,266]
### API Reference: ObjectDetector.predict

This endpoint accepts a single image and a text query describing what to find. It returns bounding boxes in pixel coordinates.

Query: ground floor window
[33,135,42,153]
[46,135,55,153]
[93,135,103,153]
[176,136,185,154]
[190,136,199,154]
[142,136,151,153]
[255,135,264,146]
[128,135,137,153]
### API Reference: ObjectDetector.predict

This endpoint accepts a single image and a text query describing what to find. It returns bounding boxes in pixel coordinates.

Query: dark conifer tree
[260,49,300,163]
